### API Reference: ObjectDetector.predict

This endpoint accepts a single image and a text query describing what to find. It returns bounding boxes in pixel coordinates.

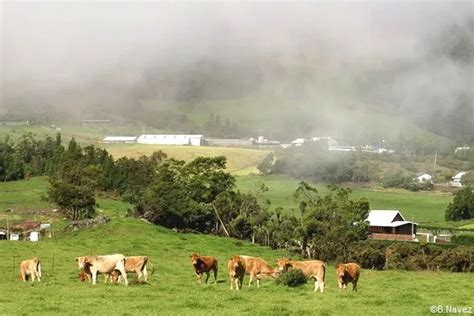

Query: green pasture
[0,192,472,315]
[236,175,459,227]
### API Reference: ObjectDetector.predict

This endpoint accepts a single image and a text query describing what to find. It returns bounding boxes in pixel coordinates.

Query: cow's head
[229,256,243,277]
[75,256,89,269]
[335,264,346,280]
[276,258,291,272]
[190,253,200,266]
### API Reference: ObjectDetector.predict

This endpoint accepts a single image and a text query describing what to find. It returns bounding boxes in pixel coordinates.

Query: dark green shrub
[276,269,307,287]
[451,234,474,246]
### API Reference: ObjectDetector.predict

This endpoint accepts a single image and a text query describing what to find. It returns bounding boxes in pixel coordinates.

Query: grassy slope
[104,144,270,175]
[0,179,472,315]
[236,175,455,226]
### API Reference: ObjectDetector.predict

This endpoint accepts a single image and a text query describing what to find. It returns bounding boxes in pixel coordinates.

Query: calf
[78,269,92,282]
[227,256,246,290]
[277,258,326,293]
[110,256,149,284]
[190,253,218,284]
[240,255,278,288]
[19,257,42,283]
[335,263,360,291]
[76,254,128,285]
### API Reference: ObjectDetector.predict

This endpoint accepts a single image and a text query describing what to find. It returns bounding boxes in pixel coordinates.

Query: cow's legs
[213,267,218,284]
[319,279,325,293]
[239,275,244,290]
[313,278,319,293]
[205,271,210,284]
[229,276,234,290]
[117,267,128,285]
[248,273,254,287]
[143,266,148,282]
[21,272,26,282]
[353,281,358,292]
[338,280,343,290]
[235,278,241,290]
[91,269,98,285]
[31,272,36,283]
[195,272,202,283]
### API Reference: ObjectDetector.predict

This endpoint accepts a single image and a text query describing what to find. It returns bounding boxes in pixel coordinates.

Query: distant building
[367,210,417,241]
[102,136,137,144]
[205,138,254,147]
[290,138,305,146]
[27,231,40,242]
[450,171,467,187]
[455,146,470,154]
[415,173,432,183]
[137,134,203,146]
[329,145,356,152]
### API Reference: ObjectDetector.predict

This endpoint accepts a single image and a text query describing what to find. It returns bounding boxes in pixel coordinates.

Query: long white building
[136,134,203,146]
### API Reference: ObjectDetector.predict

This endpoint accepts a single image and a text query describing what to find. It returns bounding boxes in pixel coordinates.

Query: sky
[1,1,473,138]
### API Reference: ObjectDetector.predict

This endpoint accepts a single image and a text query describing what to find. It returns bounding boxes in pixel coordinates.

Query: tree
[48,180,95,220]
[445,187,474,221]
[461,172,474,186]
[293,182,370,260]
[257,153,274,175]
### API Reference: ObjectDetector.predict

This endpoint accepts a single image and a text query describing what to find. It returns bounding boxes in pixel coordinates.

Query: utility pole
[434,149,438,167]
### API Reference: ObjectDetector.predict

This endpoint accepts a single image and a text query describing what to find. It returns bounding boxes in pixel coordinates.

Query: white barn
[102,136,137,144]
[450,171,467,187]
[415,173,432,182]
[137,135,203,146]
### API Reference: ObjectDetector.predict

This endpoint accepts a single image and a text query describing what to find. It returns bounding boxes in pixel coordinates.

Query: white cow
[76,254,128,285]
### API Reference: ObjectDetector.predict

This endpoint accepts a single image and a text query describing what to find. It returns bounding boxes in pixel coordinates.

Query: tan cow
[108,256,149,283]
[335,263,360,291]
[76,254,128,286]
[227,256,246,290]
[190,253,218,284]
[277,258,326,293]
[19,257,42,282]
[240,255,278,288]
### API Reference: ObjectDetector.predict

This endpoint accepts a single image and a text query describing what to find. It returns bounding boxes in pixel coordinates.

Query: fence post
[12,255,16,277]
[51,253,55,276]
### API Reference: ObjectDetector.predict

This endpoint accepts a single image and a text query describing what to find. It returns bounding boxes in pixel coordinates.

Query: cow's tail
[141,256,149,272]
[36,259,42,278]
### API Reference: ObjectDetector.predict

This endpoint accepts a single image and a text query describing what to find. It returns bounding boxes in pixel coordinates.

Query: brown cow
[190,253,218,284]
[277,258,326,293]
[240,255,278,288]
[76,254,128,285]
[78,269,92,282]
[108,256,149,283]
[335,263,360,291]
[227,256,246,290]
[19,257,42,282]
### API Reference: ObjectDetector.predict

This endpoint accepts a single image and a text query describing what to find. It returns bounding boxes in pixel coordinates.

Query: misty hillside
[1,2,473,146]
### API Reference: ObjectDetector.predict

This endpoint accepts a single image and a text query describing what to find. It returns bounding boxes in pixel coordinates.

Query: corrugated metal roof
[367,210,417,227]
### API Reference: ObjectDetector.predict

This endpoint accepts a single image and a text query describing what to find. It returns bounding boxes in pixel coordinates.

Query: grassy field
[104,144,270,175]
[0,179,472,315]
[236,175,460,227]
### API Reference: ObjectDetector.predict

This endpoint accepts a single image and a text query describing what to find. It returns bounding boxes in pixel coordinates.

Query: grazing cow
[227,256,246,290]
[240,255,278,288]
[108,256,149,283]
[190,253,218,284]
[19,257,42,283]
[335,263,360,291]
[277,258,326,293]
[75,254,128,286]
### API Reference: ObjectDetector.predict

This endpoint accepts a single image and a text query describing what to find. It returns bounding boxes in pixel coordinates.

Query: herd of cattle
[19,254,361,292]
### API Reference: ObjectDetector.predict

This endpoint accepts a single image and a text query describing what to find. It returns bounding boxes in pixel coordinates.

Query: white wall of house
[137,135,202,146]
